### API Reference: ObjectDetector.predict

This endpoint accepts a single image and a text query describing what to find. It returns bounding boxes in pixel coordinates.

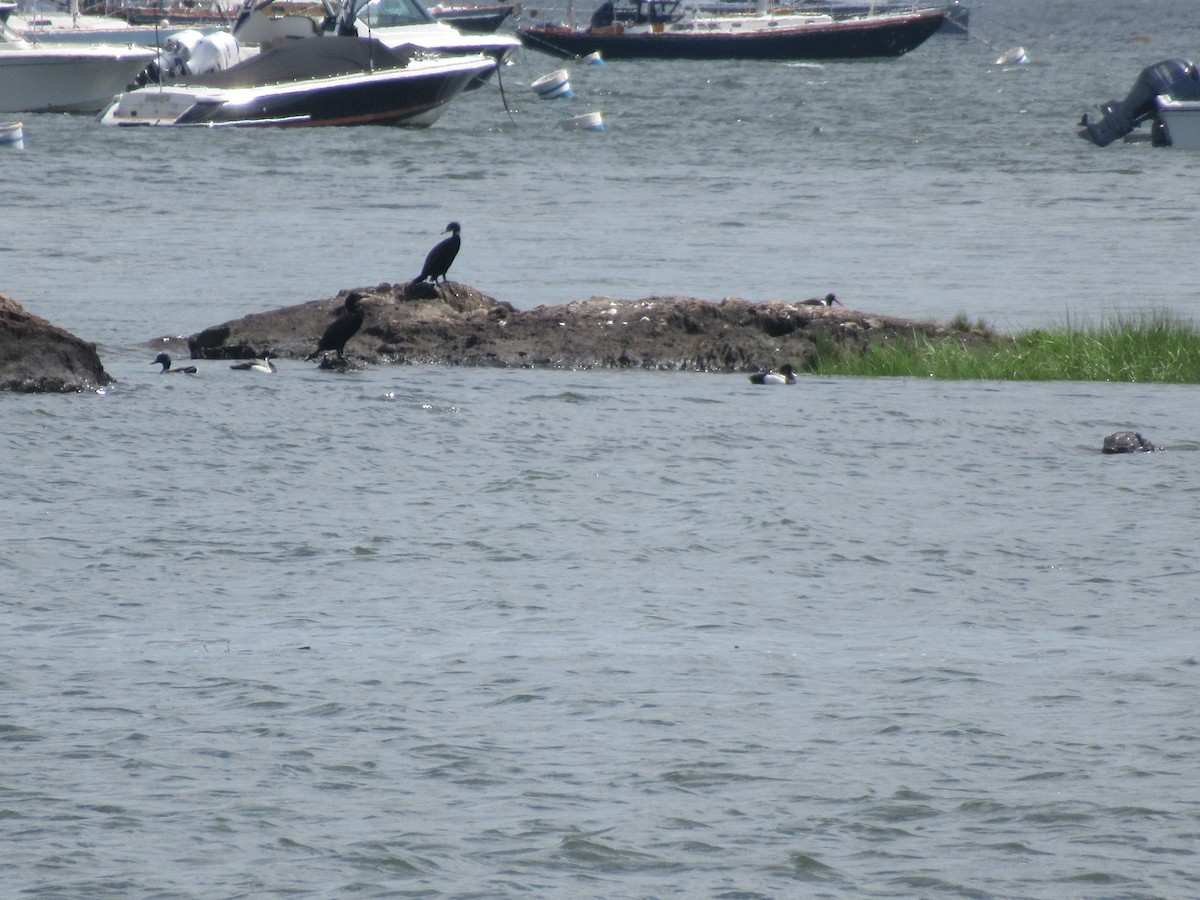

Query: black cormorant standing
[152,353,198,374]
[411,221,461,284]
[307,295,364,360]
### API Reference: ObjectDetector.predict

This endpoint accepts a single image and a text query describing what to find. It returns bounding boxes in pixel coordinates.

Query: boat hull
[1155,96,1200,149]
[518,8,945,60]
[0,45,157,113]
[97,39,493,126]
[430,4,515,33]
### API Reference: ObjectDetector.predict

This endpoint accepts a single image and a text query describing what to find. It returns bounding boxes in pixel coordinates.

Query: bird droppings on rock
[183,287,974,372]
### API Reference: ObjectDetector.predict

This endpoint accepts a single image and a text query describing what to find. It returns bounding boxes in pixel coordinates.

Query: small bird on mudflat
[411,221,461,285]
[749,363,797,385]
[798,293,844,307]
[152,353,197,374]
[230,357,276,373]
[307,294,364,361]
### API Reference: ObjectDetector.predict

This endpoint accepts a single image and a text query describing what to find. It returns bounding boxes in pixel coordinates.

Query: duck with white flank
[411,221,461,284]
[307,294,365,361]
[749,363,796,385]
[152,353,198,374]
[230,357,276,373]
[798,293,844,307]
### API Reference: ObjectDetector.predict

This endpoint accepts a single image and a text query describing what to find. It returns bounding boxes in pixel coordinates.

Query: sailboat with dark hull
[517,0,946,61]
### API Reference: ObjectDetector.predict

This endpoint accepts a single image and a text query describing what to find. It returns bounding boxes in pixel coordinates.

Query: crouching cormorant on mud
[307,294,364,361]
[411,221,461,284]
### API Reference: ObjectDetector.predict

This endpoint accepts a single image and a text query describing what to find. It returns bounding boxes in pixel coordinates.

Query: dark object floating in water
[749,363,796,384]
[412,221,462,284]
[1079,57,1200,147]
[1102,431,1161,453]
[153,352,198,374]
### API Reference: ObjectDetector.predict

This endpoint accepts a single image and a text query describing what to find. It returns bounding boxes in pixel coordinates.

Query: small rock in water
[1101,431,1161,454]
[317,355,366,373]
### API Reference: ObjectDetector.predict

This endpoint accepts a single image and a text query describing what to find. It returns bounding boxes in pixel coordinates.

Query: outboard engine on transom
[141,28,241,82]
[1080,57,1200,146]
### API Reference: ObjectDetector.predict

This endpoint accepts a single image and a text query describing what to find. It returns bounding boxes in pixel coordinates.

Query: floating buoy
[0,121,24,148]
[579,51,604,65]
[531,68,573,99]
[995,46,1028,66]
[559,111,604,132]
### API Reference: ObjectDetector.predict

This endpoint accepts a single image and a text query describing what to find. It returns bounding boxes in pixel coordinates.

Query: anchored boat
[516,0,945,61]
[97,36,493,126]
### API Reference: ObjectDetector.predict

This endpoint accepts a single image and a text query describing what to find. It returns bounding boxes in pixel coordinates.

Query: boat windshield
[354,0,434,27]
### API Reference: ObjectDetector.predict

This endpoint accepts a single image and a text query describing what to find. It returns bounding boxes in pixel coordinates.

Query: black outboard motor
[1080,58,1200,146]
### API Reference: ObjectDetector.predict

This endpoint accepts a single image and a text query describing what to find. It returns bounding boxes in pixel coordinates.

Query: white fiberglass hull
[0,44,157,113]
[1155,96,1200,149]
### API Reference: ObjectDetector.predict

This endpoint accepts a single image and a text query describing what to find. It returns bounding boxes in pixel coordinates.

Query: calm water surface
[5,0,1200,896]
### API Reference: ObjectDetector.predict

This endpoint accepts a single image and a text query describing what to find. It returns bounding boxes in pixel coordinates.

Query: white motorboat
[0,1,158,113]
[0,119,23,145]
[97,35,493,126]
[231,0,519,69]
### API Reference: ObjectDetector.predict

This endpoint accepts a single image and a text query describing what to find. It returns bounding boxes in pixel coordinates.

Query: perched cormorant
[798,293,844,307]
[749,363,796,385]
[411,221,461,284]
[307,295,364,360]
[152,353,198,374]
[230,357,276,373]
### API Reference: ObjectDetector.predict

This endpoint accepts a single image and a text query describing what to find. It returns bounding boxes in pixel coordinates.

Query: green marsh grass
[813,311,1200,383]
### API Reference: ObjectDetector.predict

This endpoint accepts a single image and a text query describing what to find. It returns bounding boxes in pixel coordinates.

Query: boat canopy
[180,35,415,87]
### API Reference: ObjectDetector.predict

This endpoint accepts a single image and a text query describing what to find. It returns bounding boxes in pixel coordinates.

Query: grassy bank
[811,312,1200,383]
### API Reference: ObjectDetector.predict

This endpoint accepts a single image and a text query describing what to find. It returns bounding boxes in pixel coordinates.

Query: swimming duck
[798,293,844,307]
[230,357,276,373]
[152,353,197,374]
[749,363,796,385]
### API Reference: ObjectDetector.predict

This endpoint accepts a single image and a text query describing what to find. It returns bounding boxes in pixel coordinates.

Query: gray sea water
[5,0,1200,896]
